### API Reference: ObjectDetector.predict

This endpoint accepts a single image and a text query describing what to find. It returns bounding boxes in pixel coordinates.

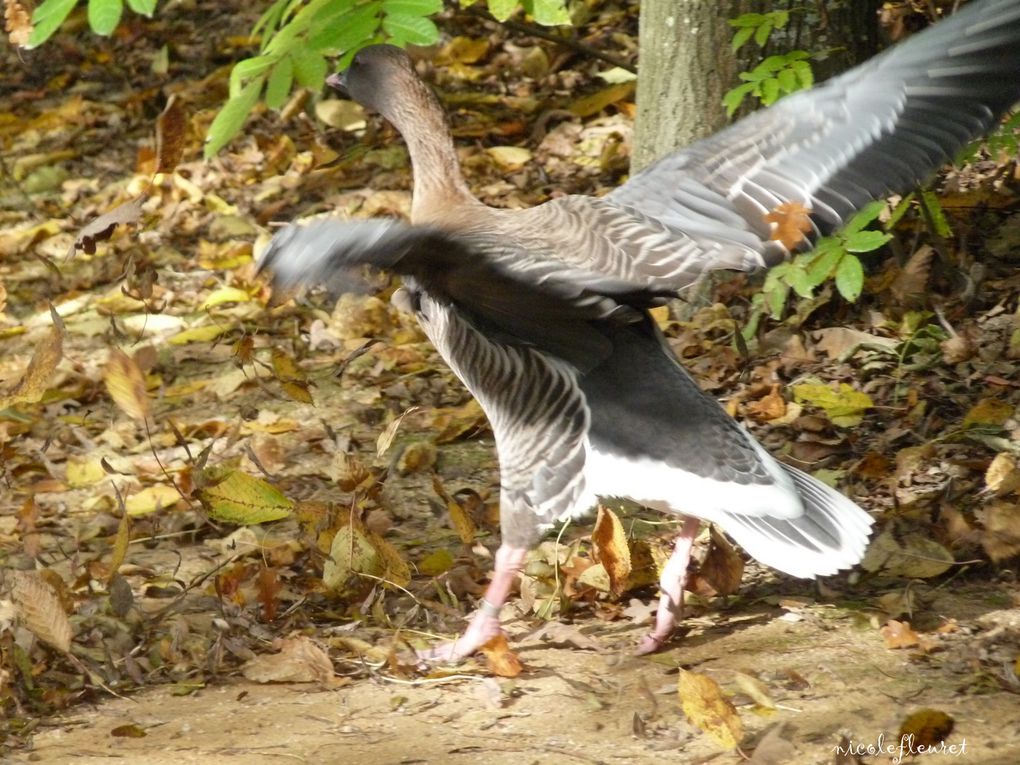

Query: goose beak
[326,71,349,98]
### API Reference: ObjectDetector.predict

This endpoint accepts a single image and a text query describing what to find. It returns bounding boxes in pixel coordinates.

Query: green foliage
[724,51,813,116]
[724,10,813,116]
[743,202,891,339]
[28,0,159,46]
[958,111,1020,165]
[728,11,789,52]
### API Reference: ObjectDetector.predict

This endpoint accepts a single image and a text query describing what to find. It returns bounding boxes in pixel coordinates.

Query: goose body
[264,0,1020,659]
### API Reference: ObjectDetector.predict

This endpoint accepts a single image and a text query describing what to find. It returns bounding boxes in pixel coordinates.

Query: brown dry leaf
[108,511,131,583]
[0,306,64,408]
[880,619,921,649]
[241,635,338,685]
[678,669,742,750]
[889,244,934,306]
[980,501,1020,562]
[3,0,31,46]
[270,348,313,404]
[985,453,1020,495]
[731,671,776,709]
[859,528,954,578]
[69,196,146,257]
[368,530,411,588]
[376,406,421,457]
[748,723,796,764]
[745,384,786,422]
[962,398,1013,428]
[155,95,187,175]
[433,475,477,544]
[110,723,147,738]
[592,505,631,597]
[479,633,523,678]
[765,201,813,250]
[700,526,745,596]
[104,348,150,421]
[898,708,954,749]
[11,571,73,653]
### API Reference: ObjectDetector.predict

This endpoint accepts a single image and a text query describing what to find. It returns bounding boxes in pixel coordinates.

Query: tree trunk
[632,0,885,170]
[632,1,742,171]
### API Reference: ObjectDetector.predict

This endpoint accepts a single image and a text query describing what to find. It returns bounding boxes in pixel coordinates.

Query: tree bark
[632,1,742,171]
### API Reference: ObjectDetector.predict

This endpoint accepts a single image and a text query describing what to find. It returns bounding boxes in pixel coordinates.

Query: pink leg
[636,517,700,655]
[417,544,528,663]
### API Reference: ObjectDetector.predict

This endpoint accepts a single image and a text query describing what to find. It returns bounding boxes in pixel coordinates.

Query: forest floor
[2,2,1020,764]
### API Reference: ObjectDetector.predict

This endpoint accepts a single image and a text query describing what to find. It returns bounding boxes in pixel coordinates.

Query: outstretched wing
[507,0,1020,293]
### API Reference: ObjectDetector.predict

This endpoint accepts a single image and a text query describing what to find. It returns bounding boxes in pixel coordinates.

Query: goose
[261,0,1020,661]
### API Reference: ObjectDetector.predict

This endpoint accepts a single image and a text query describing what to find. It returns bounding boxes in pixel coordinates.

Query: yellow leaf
[66,456,107,487]
[200,286,252,310]
[678,669,742,750]
[592,505,631,598]
[485,146,532,171]
[791,381,873,427]
[322,522,383,593]
[125,484,182,516]
[568,81,636,117]
[168,324,230,345]
[109,512,131,581]
[104,348,150,421]
[198,467,294,524]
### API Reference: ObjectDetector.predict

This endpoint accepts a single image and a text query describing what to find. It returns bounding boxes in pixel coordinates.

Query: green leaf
[88,0,124,35]
[753,20,772,47]
[771,10,789,28]
[308,4,382,54]
[767,281,789,319]
[292,48,328,89]
[777,67,798,94]
[488,0,517,21]
[530,0,570,26]
[844,229,892,253]
[843,200,886,234]
[886,192,915,229]
[729,13,765,28]
[265,56,294,109]
[919,189,952,238]
[229,55,276,97]
[792,59,814,88]
[761,77,780,105]
[382,14,438,46]
[804,244,842,287]
[204,77,264,158]
[383,0,442,14]
[723,82,755,117]
[28,0,78,47]
[786,264,815,299]
[198,467,294,525]
[834,254,864,302]
[126,0,157,15]
[731,26,754,52]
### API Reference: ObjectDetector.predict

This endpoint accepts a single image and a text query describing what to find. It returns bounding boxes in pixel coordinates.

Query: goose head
[327,45,428,123]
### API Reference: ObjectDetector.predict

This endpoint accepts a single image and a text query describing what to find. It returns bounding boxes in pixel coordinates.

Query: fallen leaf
[898,708,954,749]
[480,633,523,677]
[155,95,187,174]
[980,501,1020,562]
[104,348,150,421]
[11,571,72,653]
[241,635,338,685]
[678,669,742,750]
[985,453,1020,495]
[962,398,1013,428]
[69,196,146,257]
[198,467,294,525]
[592,505,631,597]
[880,619,921,649]
[376,405,421,457]
[860,528,954,578]
[4,0,31,47]
[748,723,797,764]
[792,381,873,427]
[0,305,64,408]
[765,201,813,250]
[731,671,776,709]
[110,724,147,738]
[699,525,744,596]
[745,384,786,422]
